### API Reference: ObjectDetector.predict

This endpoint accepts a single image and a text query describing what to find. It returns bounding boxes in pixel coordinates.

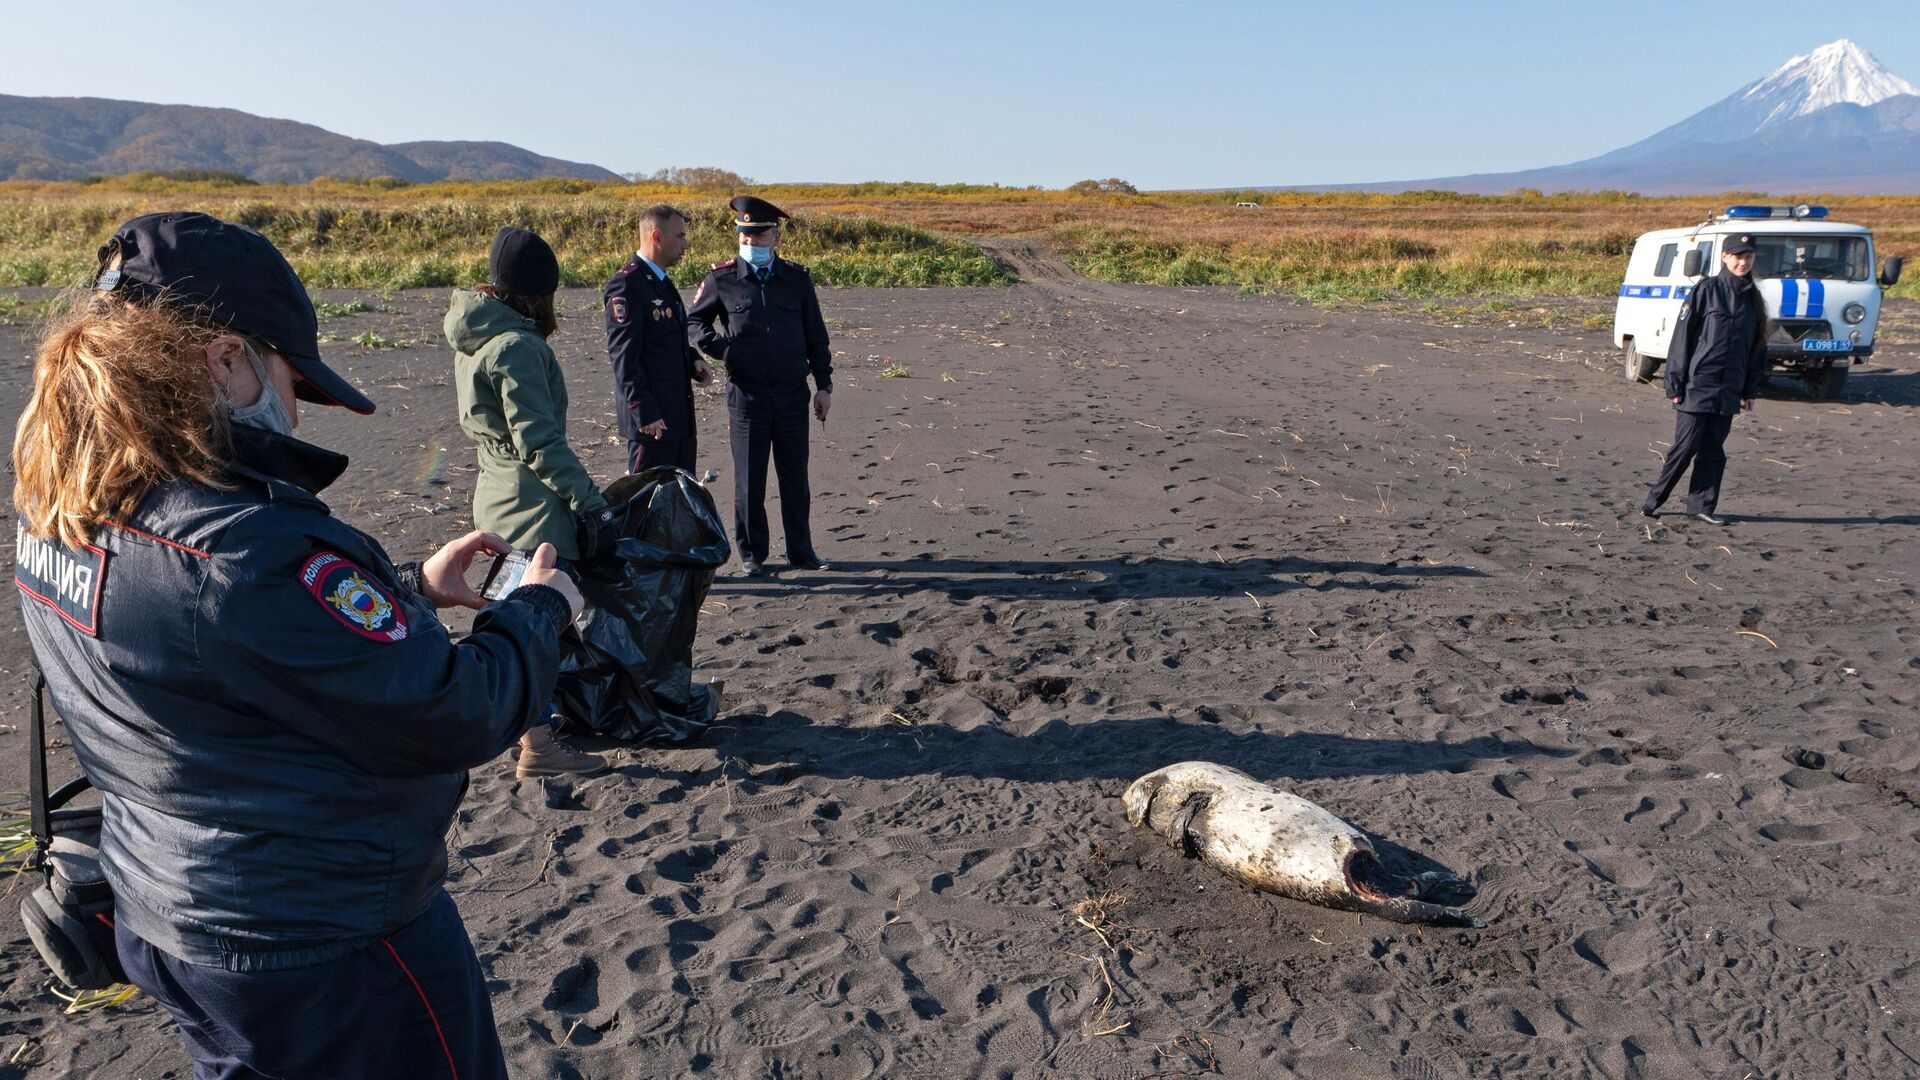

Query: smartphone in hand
[479,550,533,602]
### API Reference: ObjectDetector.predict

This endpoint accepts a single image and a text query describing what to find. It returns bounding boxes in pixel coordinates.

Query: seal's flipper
[1171,793,1211,859]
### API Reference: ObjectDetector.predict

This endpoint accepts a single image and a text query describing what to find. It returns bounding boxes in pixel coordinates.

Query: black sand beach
[2,257,1917,1078]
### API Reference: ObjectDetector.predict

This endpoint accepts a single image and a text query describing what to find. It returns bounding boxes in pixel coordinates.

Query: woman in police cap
[12,211,582,1078]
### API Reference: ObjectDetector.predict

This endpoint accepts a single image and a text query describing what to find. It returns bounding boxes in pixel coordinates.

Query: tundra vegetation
[0,174,1914,300]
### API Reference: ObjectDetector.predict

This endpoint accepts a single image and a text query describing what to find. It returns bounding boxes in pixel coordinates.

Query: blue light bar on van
[1721,204,1830,220]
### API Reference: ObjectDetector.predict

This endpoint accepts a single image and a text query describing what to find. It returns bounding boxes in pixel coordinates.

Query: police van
[1612,205,1903,399]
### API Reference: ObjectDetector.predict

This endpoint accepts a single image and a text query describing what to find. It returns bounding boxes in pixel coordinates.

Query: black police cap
[1723,234,1758,254]
[729,195,788,234]
[488,227,561,296]
[95,212,375,414]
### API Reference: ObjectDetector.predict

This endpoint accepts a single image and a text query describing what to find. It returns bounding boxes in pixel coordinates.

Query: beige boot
[515,725,608,779]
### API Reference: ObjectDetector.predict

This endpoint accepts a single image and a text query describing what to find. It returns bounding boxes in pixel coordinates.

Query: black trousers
[116,890,505,1080]
[628,431,696,473]
[727,382,815,563]
[1643,410,1735,515]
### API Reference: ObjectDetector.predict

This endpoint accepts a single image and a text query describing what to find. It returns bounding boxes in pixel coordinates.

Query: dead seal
[1123,761,1482,928]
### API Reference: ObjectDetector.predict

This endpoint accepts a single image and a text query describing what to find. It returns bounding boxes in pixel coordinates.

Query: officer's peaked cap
[94,212,375,415]
[1723,234,1758,254]
[729,195,788,234]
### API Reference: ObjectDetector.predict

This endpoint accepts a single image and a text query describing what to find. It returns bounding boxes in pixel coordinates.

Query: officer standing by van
[687,196,833,576]
[604,203,712,472]
[1638,233,1770,525]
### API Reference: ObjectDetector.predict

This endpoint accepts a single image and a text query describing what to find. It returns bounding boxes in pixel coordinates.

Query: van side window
[1694,241,1713,274]
[1653,243,1678,277]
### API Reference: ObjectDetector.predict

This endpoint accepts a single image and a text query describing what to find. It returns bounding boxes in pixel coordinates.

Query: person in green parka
[447,227,612,778]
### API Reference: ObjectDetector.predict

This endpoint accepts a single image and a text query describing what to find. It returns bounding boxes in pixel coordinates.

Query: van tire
[1623,341,1659,382]
[1805,363,1849,400]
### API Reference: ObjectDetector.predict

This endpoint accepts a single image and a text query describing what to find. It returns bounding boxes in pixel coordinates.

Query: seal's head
[1122,769,1168,828]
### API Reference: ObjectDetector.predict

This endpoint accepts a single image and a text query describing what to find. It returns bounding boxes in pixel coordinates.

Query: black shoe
[1638,504,1659,519]
[1692,512,1727,526]
[788,554,829,571]
[740,558,767,578]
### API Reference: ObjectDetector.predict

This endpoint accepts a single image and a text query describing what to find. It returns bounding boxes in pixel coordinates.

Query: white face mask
[222,341,296,436]
[739,241,773,268]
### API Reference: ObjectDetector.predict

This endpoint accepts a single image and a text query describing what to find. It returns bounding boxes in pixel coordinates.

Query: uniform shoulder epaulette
[616,260,640,277]
[783,260,809,274]
[710,258,737,271]
[606,262,639,290]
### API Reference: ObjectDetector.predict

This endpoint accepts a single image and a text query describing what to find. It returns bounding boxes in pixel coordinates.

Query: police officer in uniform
[12,212,582,1078]
[687,196,833,576]
[604,203,713,472]
[1639,232,1770,525]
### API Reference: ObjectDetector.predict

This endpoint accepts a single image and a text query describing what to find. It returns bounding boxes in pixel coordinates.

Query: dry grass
[776,188,1920,300]
[1070,890,1134,948]
[2,177,1915,301]
[0,177,1008,290]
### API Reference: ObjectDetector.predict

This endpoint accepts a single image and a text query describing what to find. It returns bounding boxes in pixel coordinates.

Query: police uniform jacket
[686,257,833,394]
[603,258,700,440]
[1665,268,1769,415]
[16,426,573,971]
[448,289,608,559]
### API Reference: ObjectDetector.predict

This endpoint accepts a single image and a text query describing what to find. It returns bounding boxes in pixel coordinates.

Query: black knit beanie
[488,227,560,296]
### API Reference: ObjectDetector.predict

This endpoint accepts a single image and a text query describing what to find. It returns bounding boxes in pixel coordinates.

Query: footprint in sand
[1571,920,1662,974]
[542,956,601,1013]
[727,998,829,1049]
[804,1031,889,1080]
[1757,819,1861,845]
[1563,840,1658,889]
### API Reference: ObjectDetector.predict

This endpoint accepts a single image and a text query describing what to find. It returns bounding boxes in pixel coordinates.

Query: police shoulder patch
[609,296,629,324]
[301,551,408,642]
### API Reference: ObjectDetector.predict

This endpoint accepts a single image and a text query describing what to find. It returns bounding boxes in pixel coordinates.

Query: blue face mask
[223,340,296,437]
[738,241,773,268]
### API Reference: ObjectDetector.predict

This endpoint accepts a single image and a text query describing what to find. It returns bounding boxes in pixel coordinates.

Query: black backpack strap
[29,674,94,844]
[29,672,52,846]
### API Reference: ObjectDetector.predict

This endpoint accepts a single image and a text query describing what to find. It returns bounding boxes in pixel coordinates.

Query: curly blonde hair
[13,294,233,548]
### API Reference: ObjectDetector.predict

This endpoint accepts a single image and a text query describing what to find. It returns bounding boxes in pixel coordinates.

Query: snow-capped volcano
[1615,39,1918,157]
[1747,39,1918,125]
[1280,39,1920,194]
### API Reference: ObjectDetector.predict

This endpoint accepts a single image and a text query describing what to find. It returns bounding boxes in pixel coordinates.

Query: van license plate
[1801,339,1852,353]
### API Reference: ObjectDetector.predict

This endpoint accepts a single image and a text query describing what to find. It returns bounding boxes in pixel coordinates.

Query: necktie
[756,266,769,284]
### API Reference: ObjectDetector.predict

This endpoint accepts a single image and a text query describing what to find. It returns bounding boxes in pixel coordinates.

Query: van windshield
[1749,235,1871,282]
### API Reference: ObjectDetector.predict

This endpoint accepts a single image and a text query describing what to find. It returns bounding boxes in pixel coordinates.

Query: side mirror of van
[1682,250,1704,278]
[1881,256,1903,287]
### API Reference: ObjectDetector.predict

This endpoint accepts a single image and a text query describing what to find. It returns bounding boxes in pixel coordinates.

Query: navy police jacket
[603,257,700,440]
[686,256,833,394]
[16,426,572,971]
[1665,268,1769,415]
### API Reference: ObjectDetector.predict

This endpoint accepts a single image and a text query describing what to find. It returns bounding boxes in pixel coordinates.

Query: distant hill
[0,95,622,183]
[1279,40,1920,196]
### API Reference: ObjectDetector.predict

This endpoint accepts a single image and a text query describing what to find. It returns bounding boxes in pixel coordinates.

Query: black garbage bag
[552,468,731,743]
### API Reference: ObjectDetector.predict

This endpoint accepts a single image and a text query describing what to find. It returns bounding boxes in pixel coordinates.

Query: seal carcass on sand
[1123,762,1483,928]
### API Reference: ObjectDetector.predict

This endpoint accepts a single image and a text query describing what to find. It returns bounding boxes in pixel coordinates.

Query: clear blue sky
[7,1,1918,188]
